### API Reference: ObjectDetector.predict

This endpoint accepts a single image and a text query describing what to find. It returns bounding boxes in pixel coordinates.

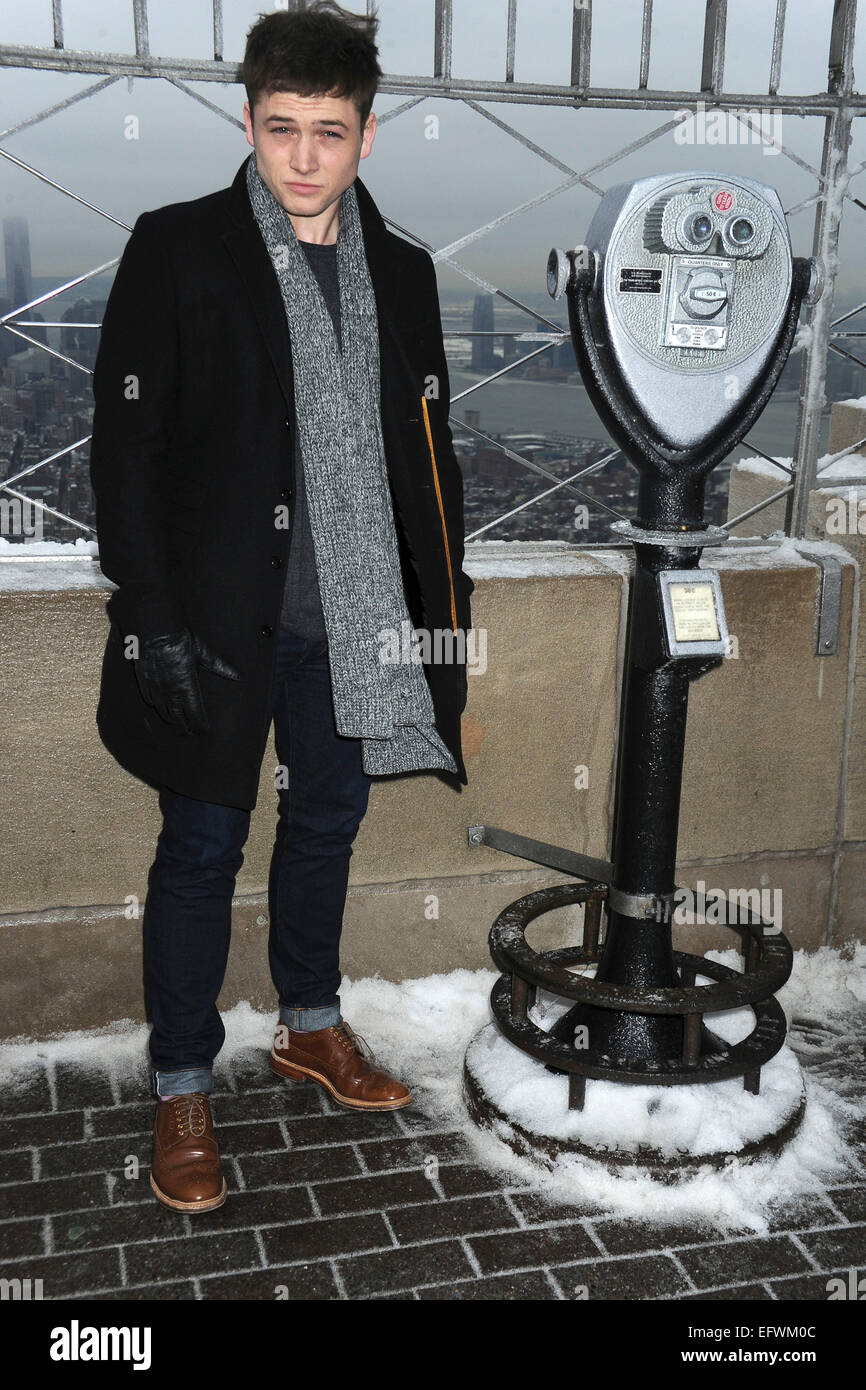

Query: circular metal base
[610,520,729,548]
[489,880,795,1090]
[462,1027,806,1181]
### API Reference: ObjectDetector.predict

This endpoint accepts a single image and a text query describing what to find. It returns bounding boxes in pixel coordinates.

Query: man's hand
[133,629,240,734]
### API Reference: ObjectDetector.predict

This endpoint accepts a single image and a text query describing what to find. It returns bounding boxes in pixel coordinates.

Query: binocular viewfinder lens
[688,213,713,241]
[729,217,755,243]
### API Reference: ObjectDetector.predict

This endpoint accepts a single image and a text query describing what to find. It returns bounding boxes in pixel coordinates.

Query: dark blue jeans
[142,627,373,1096]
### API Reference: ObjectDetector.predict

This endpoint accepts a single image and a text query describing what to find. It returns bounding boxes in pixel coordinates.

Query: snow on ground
[1,944,864,1236]
[465,995,805,1156]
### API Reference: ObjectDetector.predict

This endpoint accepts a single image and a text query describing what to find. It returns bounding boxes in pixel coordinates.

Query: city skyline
[2,0,866,296]
[2,1,865,546]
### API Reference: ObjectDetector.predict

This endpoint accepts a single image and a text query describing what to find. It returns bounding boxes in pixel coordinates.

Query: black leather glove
[133,629,240,735]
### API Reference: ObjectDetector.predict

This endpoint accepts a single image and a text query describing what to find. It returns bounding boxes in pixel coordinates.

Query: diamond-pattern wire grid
[1,0,865,544]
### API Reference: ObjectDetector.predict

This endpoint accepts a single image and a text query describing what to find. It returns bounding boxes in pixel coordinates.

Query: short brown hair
[242,3,381,130]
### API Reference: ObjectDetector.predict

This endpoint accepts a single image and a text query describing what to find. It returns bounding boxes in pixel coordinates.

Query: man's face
[243,88,376,233]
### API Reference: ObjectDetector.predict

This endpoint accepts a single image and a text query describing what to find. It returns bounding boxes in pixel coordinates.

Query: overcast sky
[1,0,865,303]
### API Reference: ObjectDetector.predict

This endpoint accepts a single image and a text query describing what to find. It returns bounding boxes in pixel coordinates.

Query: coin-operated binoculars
[464,174,820,1169]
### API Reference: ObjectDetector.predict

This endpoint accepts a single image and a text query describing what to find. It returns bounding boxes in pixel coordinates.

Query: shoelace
[171,1094,209,1138]
[331,1021,377,1063]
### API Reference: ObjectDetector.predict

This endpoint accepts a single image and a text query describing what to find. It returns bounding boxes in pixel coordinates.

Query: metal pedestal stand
[462,248,814,1175]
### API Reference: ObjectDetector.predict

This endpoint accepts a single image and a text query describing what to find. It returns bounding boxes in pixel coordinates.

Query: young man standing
[90,2,473,1213]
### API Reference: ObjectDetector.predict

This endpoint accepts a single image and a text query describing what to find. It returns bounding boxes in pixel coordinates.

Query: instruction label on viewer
[668,582,721,643]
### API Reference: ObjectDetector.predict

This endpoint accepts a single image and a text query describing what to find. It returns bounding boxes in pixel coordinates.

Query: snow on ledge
[736,455,794,481]
[737,450,866,487]
[463,540,612,579]
[705,535,854,573]
[0,536,854,595]
[0,538,109,592]
[0,538,98,558]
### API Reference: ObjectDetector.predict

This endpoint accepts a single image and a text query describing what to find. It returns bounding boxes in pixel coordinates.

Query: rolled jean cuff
[153,1067,213,1098]
[279,1001,341,1033]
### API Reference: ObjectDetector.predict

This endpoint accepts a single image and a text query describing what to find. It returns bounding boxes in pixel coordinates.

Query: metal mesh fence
[1,0,864,549]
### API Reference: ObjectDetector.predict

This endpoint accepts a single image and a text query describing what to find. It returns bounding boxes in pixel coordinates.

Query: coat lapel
[354,174,420,408]
[221,159,295,417]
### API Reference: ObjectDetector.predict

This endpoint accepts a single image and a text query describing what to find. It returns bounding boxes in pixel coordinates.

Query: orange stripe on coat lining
[421,394,458,632]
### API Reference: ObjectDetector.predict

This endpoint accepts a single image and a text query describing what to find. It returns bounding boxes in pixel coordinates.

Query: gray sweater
[279,239,342,640]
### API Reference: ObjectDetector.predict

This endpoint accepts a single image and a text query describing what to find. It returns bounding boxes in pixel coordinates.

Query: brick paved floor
[1,1033,864,1301]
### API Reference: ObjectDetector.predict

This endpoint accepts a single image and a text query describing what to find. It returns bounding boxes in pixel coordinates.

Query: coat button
[260,624,273,638]
[270,556,283,569]
[280,487,292,500]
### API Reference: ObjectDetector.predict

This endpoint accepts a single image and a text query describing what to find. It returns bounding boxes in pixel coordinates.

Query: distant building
[471,294,496,372]
[474,445,526,482]
[3,217,32,307]
[0,295,17,363]
[2,219,47,350]
[61,297,103,363]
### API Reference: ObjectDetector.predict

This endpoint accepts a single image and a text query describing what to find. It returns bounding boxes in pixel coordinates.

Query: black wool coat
[90,159,474,810]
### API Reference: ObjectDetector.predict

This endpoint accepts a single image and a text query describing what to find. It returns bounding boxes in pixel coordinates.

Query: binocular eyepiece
[548,172,820,452]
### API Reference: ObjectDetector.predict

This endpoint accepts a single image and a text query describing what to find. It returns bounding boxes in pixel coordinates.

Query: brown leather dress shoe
[150,1093,227,1213]
[270,1020,412,1111]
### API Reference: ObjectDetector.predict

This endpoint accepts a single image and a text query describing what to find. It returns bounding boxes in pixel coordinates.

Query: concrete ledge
[0,539,860,1037]
[0,868,588,1039]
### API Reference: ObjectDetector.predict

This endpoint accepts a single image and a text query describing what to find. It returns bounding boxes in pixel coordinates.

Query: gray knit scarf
[245,154,457,777]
